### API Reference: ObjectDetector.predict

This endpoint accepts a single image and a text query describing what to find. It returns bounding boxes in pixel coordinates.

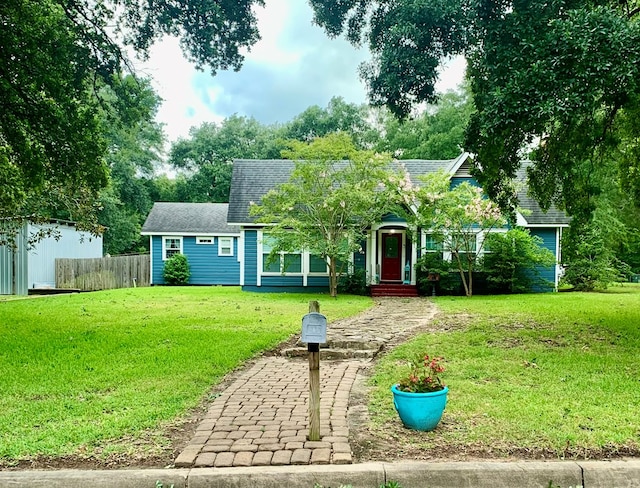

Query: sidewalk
[2,460,640,487]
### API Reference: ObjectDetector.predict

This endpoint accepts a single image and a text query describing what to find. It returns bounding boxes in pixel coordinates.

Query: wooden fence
[55,254,150,291]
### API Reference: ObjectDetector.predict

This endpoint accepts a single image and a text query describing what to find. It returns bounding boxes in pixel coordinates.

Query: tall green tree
[281,97,375,149]
[169,115,281,202]
[97,76,165,255]
[250,133,397,297]
[375,89,473,159]
[308,0,640,219]
[1,0,264,240]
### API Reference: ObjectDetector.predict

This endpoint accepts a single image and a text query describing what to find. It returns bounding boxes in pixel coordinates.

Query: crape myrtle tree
[308,0,640,273]
[250,133,398,297]
[405,171,506,297]
[1,0,264,243]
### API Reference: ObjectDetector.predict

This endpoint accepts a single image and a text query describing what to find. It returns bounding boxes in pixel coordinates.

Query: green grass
[0,286,372,461]
[370,284,640,457]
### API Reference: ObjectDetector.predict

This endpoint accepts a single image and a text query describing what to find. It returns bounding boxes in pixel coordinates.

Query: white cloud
[137,2,466,145]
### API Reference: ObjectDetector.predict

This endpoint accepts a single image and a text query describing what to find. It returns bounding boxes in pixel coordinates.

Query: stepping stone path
[174,297,438,468]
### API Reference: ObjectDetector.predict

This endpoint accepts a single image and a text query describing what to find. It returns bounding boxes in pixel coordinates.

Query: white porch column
[370,230,378,284]
[411,227,418,286]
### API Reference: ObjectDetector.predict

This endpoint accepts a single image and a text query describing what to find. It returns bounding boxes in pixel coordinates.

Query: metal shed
[0,221,103,295]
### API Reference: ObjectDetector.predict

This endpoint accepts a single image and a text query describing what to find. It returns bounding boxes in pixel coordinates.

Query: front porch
[366,222,419,295]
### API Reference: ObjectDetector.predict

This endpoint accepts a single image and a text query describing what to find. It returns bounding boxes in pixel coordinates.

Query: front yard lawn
[369,285,640,459]
[0,287,372,463]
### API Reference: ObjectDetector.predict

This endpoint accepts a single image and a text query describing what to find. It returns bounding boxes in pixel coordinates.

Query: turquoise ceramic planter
[391,384,448,431]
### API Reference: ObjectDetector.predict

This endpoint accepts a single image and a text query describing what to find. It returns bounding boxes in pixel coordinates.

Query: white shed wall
[27,223,103,288]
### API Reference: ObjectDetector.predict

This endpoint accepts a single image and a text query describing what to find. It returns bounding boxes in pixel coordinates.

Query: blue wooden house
[141,203,241,285]
[227,153,569,295]
[143,154,569,294]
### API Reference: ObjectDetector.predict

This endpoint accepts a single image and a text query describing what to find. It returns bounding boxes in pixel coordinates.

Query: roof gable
[142,203,240,235]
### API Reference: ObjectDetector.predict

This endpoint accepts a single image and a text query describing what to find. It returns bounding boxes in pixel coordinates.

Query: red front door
[381,233,402,281]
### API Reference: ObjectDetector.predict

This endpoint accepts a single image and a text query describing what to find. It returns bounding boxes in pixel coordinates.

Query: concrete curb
[1,460,639,488]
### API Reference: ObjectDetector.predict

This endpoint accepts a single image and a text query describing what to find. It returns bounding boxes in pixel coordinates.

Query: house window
[309,254,328,273]
[424,234,442,252]
[218,237,234,256]
[196,236,214,245]
[162,237,182,260]
[261,235,302,274]
[448,234,477,262]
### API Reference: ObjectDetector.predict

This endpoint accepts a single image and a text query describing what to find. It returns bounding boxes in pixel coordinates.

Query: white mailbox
[301,312,327,344]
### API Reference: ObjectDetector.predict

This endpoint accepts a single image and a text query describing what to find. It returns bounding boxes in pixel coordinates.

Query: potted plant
[391,354,448,431]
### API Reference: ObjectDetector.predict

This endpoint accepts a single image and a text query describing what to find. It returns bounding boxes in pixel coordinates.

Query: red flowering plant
[397,354,446,393]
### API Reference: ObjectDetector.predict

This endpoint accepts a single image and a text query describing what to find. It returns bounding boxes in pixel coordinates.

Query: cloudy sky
[137,1,466,144]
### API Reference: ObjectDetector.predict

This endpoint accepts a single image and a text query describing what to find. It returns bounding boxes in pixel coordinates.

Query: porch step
[281,337,385,360]
[370,284,419,297]
[281,347,379,360]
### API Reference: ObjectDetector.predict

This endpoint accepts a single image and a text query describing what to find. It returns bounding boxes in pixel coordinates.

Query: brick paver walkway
[175,298,438,468]
[175,358,360,467]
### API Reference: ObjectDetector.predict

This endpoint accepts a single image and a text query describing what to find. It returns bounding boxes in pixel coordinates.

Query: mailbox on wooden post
[301,301,326,441]
[301,312,327,345]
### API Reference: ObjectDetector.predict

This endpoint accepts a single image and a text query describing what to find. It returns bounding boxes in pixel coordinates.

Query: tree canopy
[1,0,264,238]
[308,0,640,222]
[404,171,506,296]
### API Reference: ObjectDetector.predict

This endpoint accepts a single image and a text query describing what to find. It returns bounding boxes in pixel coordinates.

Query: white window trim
[436,229,507,261]
[261,251,304,276]
[196,236,215,245]
[258,232,303,276]
[162,236,183,261]
[218,237,234,257]
[307,252,329,276]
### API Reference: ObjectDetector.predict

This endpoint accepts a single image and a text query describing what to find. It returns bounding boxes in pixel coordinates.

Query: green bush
[563,226,627,291]
[162,253,190,285]
[482,228,556,293]
[338,267,369,296]
[415,252,458,295]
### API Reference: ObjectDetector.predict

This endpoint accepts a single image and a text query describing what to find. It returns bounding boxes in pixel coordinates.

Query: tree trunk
[329,256,338,297]
[453,252,470,297]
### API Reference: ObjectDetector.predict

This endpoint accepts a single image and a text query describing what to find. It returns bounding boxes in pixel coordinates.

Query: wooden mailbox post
[301,300,327,441]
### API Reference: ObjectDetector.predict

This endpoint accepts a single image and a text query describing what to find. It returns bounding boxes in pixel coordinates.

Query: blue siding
[307,276,330,287]
[381,213,405,223]
[262,275,304,287]
[151,235,240,285]
[244,230,258,286]
[529,228,558,290]
[184,237,240,285]
[450,176,480,188]
[151,236,164,284]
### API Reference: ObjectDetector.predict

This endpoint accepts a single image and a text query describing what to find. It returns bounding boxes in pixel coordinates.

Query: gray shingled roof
[228,160,296,224]
[515,165,570,226]
[227,158,461,224]
[228,158,569,226]
[142,203,240,234]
